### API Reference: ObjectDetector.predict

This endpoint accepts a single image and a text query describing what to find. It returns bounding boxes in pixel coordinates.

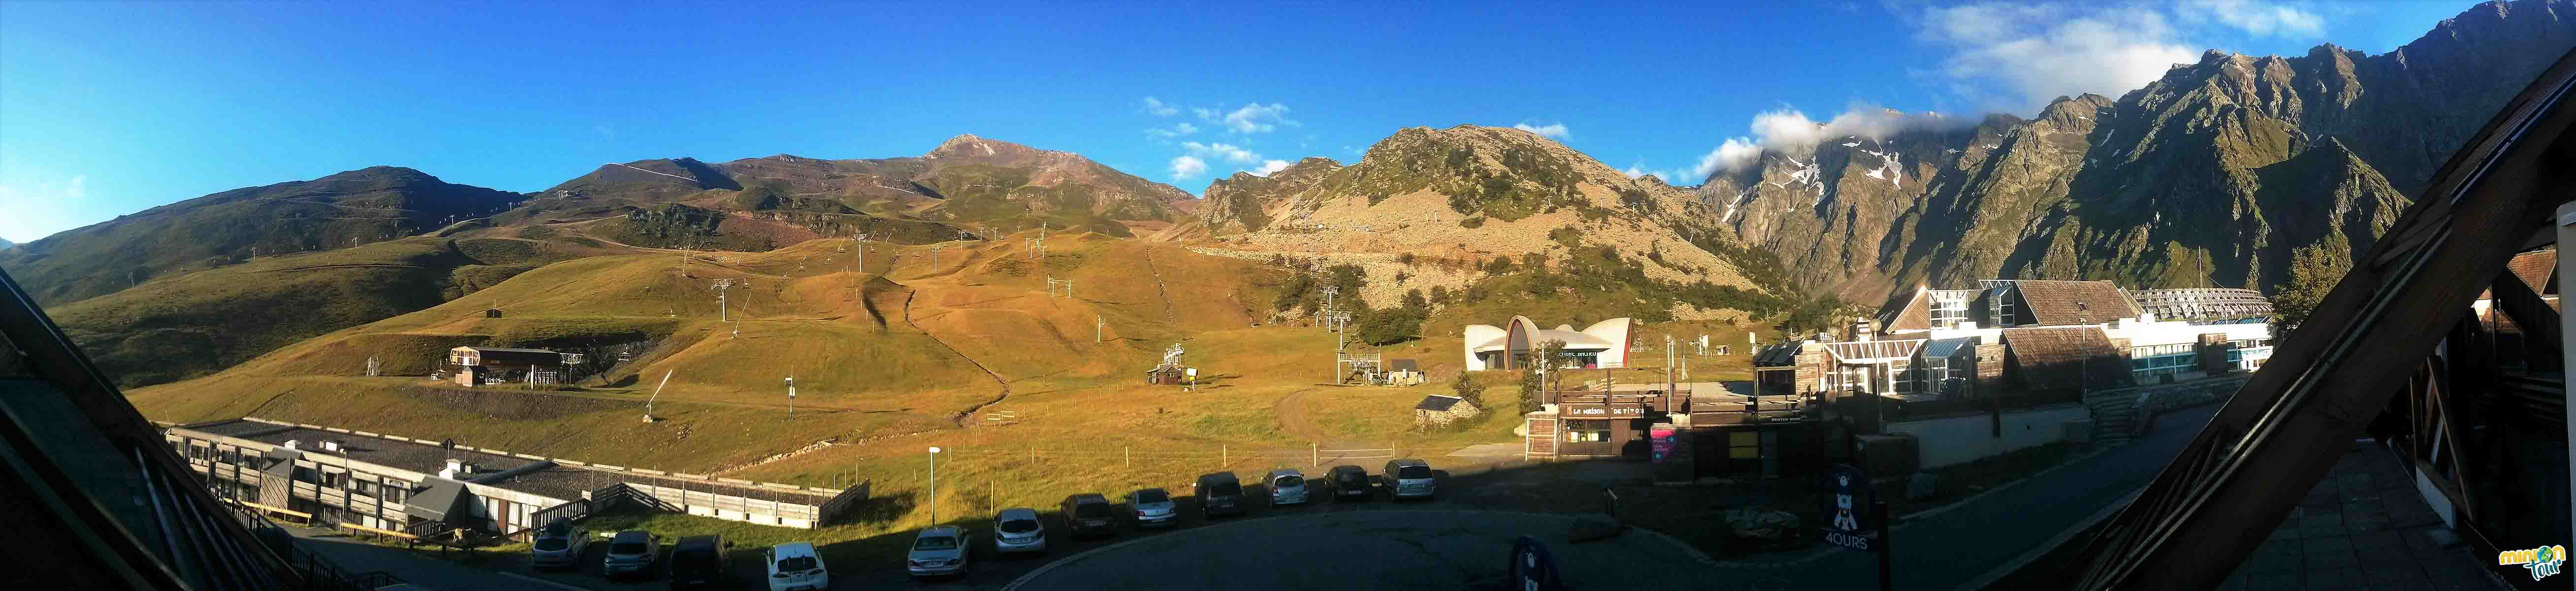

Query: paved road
[1712,404,2225,591]
[280,525,588,591]
[1009,510,1709,591]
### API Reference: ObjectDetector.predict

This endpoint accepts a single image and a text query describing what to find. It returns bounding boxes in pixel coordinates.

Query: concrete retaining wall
[1884,403,2091,469]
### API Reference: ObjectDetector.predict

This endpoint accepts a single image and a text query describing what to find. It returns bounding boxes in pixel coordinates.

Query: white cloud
[1142,97,1179,117]
[0,174,87,243]
[1181,141,1261,164]
[1220,102,1295,133]
[1692,138,1765,180]
[1168,156,1208,181]
[1143,122,1200,138]
[1916,3,2202,112]
[1193,107,1219,121]
[1250,160,1292,177]
[1512,122,1570,139]
[2178,0,2324,37]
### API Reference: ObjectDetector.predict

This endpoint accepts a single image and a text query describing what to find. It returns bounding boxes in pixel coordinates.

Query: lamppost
[784,376,795,417]
[927,447,942,524]
[2077,301,2091,398]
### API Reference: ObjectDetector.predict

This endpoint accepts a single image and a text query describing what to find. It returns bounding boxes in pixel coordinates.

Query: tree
[1516,338,1568,414]
[1451,371,1487,410]
[1402,289,1430,312]
[1275,271,1315,312]
[2275,244,2350,330]
[1356,306,1424,346]
[1429,285,1451,305]
[1327,264,1367,296]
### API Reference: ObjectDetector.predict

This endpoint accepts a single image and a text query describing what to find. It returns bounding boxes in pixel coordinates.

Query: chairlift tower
[1027,224,1049,259]
[1319,286,1338,315]
[713,279,735,324]
[1045,276,1075,298]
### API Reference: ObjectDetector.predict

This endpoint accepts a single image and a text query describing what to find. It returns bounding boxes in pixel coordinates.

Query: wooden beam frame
[2060,48,2576,590]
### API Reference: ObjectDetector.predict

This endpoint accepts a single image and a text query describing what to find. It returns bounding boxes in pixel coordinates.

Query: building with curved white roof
[1463,317,1632,370]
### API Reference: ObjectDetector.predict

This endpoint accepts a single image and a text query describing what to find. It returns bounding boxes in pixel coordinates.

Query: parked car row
[528,520,817,591]
[1042,461,1436,542]
[531,460,1440,585]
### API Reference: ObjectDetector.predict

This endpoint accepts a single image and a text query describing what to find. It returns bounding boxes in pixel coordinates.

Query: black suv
[1325,464,1372,501]
[668,535,731,590]
[1197,472,1246,517]
[1060,493,1116,538]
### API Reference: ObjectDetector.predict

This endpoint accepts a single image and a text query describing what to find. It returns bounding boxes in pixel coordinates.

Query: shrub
[1356,306,1424,346]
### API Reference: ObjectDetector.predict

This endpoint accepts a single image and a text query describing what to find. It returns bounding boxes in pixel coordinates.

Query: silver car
[906,526,972,578]
[528,520,587,569]
[1383,459,1436,499]
[1268,468,1309,506]
[992,507,1047,554]
[602,530,658,578]
[1127,488,1177,527]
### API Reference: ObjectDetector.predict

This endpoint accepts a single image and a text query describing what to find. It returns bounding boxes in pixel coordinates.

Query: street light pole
[927,447,942,524]
[943,446,953,524]
[785,376,795,417]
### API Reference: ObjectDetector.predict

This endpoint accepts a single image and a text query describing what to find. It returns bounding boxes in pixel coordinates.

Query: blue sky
[0,0,2480,243]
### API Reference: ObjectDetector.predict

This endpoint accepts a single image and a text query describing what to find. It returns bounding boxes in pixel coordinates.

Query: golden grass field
[123,228,1771,549]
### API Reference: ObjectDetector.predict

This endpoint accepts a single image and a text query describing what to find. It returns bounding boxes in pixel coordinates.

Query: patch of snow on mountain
[1723,187,1755,225]
[1787,157,1821,186]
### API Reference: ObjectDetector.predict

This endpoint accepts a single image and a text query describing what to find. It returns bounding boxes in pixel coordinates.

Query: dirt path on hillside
[1142,246,1180,324]
[901,289,1012,427]
[256,263,432,272]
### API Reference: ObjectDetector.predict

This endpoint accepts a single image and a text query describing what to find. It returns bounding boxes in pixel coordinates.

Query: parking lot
[462,461,1676,590]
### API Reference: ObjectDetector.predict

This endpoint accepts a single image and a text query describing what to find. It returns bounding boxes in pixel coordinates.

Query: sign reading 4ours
[1820,464,1893,591]
[1820,464,1877,551]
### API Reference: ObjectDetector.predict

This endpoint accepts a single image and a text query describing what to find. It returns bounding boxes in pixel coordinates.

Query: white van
[765,542,828,591]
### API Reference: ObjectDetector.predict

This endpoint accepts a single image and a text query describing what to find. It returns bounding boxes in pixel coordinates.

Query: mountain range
[1702,0,2573,303]
[1,0,2569,388]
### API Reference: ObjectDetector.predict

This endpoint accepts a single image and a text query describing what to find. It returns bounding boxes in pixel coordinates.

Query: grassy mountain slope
[1174,125,1783,323]
[493,135,1196,251]
[48,234,610,387]
[0,166,523,306]
[123,230,1284,467]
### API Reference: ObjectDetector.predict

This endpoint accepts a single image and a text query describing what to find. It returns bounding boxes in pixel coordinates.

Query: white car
[765,541,829,591]
[1268,468,1309,506]
[992,507,1047,554]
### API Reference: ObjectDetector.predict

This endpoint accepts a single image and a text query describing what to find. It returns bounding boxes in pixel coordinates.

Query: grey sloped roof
[403,478,476,521]
[458,346,560,355]
[1414,395,1464,412]
[1753,341,1808,366]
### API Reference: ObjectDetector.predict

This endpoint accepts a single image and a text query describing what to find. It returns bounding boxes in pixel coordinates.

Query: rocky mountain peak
[926,133,1046,161]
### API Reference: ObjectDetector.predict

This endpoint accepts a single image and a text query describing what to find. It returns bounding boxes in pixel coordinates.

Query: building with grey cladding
[164,417,868,537]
